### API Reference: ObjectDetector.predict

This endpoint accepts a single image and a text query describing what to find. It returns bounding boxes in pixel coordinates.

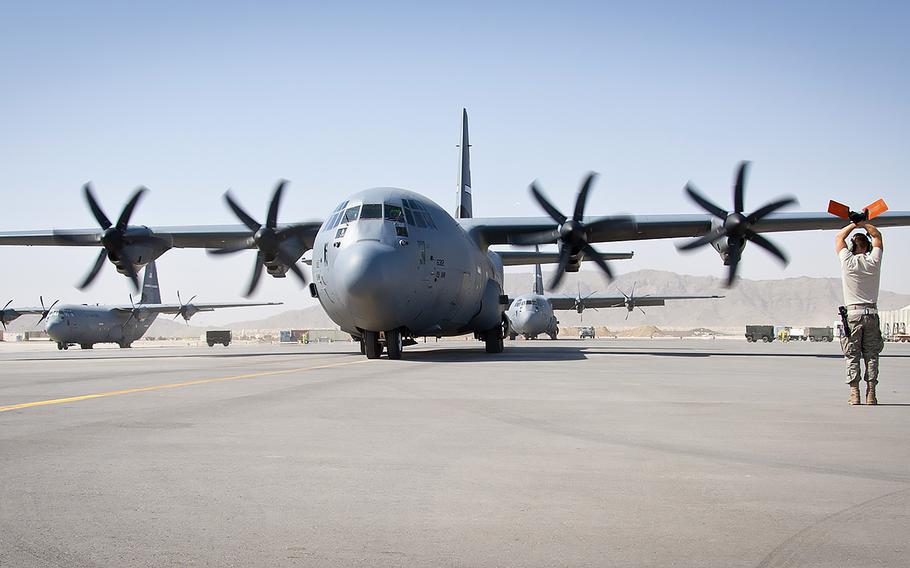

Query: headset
[849,232,871,254]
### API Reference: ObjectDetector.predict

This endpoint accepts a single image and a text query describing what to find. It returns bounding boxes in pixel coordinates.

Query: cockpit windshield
[360,204,382,219]
[343,205,360,223]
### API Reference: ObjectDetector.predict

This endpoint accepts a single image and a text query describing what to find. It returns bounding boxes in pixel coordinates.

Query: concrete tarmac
[1,339,909,567]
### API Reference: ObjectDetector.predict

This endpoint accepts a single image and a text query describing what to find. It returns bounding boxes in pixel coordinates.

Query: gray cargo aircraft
[2,110,910,359]
[505,262,722,340]
[9,261,280,350]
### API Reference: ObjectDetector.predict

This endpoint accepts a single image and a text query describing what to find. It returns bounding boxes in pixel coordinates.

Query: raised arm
[835,222,856,253]
[859,222,883,251]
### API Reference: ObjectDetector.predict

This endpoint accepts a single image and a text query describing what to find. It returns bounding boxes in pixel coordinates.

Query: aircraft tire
[386,329,403,360]
[57,342,64,350]
[508,333,517,341]
[364,331,382,359]
[484,328,504,354]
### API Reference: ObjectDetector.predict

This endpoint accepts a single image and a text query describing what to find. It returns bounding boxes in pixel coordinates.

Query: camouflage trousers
[840,314,884,385]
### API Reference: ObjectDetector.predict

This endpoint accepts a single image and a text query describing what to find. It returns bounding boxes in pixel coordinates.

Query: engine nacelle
[711,236,746,266]
[265,237,309,278]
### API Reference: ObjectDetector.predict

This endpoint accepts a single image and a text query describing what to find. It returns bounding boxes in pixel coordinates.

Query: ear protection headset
[850,232,871,254]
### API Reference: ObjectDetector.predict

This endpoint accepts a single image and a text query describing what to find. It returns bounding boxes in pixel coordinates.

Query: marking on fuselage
[0,358,370,414]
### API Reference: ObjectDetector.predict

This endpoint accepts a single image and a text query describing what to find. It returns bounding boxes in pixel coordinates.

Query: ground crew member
[835,222,884,405]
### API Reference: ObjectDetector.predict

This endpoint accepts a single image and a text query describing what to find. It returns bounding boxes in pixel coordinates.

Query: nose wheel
[363,331,382,359]
[386,329,403,360]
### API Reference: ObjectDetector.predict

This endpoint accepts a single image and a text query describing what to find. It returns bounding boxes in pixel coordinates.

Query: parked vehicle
[745,325,775,343]
[805,327,834,342]
[579,326,596,339]
[206,330,232,347]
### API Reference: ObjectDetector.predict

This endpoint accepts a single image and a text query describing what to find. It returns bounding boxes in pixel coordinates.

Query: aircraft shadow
[404,345,588,363]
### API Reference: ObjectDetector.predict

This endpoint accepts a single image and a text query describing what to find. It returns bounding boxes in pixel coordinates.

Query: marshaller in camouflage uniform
[835,222,884,405]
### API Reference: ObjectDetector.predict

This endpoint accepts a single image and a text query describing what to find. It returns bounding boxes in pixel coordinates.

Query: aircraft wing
[545,294,724,311]
[111,301,283,315]
[461,211,910,246]
[0,224,321,249]
[495,250,633,266]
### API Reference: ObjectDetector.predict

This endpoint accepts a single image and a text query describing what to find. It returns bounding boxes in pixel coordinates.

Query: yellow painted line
[0,358,369,414]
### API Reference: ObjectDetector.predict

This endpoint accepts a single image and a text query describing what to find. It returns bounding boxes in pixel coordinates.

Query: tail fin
[139,261,161,304]
[533,246,544,295]
[455,108,472,219]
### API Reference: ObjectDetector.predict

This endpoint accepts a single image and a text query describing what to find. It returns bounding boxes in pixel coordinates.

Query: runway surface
[2,339,909,567]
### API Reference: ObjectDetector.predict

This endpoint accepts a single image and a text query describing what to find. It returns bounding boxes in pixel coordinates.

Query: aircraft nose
[335,241,411,331]
[45,316,64,338]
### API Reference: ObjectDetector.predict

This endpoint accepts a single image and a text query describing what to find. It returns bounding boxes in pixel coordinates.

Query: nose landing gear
[360,329,407,360]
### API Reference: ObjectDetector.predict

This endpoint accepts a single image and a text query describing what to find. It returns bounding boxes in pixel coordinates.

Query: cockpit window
[343,205,360,223]
[384,204,404,223]
[361,204,382,219]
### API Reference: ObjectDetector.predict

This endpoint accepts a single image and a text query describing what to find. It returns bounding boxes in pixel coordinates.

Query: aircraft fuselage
[505,293,559,339]
[311,188,505,341]
[45,304,157,348]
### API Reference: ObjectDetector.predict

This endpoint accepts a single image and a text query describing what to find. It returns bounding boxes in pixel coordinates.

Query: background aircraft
[18,261,281,350]
[1,111,909,359]
[505,261,723,340]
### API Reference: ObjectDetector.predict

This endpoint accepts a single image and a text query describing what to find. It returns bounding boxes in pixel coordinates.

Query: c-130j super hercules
[2,110,909,359]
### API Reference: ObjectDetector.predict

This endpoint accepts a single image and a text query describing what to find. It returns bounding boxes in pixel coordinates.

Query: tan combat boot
[849,384,862,406]
[866,382,878,405]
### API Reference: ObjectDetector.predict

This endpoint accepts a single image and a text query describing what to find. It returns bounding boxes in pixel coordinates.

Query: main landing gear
[361,329,405,360]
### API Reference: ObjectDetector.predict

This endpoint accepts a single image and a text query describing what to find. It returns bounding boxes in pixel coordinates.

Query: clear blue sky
[1,1,908,322]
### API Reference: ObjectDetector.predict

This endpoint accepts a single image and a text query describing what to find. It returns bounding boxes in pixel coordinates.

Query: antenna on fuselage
[455,108,472,219]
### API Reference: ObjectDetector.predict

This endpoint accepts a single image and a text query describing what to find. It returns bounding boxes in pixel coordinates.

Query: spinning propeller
[210,180,308,297]
[516,173,632,289]
[173,291,198,324]
[37,295,59,325]
[677,162,797,287]
[1,300,12,330]
[620,282,647,320]
[56,184,152,290]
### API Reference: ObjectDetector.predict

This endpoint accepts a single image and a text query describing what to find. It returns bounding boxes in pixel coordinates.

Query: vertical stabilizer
[455,108,473,218]
[533,246,544,295]
[139,261,161,304]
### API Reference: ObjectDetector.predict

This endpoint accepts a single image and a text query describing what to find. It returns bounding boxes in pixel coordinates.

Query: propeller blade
[572,173,597,222]
[224,192,262,233]
[511,229,559,246]
[733,161,749,214]
[278,251,307,285]
[582,243,613,280]
[677,225,728,251]
[685,183,728,219]
[115,187,147,230]
[266,180,287,229]
[83,183,112,229]
[746,196,798,224]
[625,310,630,321]
[530,182,567,225]
[637,307,646,316]
[78,249,109,290]
[3,300,11,311]
[186,295,197,305]
[120,251,140,291]
[726,244,743,287]
[827,200,851,219]
[547,247,572,290]
[245,251,266,297]
[745,230,788,265]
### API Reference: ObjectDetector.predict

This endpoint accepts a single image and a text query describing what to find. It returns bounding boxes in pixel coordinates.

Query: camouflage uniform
[840,310,884,386]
